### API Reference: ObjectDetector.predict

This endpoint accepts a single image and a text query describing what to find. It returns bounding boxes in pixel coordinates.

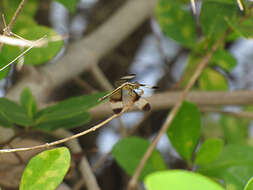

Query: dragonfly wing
[110,89,123,113]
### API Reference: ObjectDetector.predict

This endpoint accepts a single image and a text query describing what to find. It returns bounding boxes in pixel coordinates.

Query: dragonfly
[98,74,158,113]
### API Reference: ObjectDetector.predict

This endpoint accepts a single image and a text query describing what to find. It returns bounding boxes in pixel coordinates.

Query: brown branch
[89,90,253,119]
[0,105,130,154]
[127,34,226,189]
[0,0,27,50]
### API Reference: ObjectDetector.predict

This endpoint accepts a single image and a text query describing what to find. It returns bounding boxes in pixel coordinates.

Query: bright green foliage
[199,68,228,91]
[211,50,237,72]
[155,0,197,47]
[220,115,249,144]
[21,88,37,118]
[2,0,38,22]
[0,98,33,127]
[20,147,71,190]
[144,170,225,190]
[244,177,253,190]
[227,17,253,39]
[12,15,38,33]
[194,138,224,165]
[0,112,13,128]
[0,53,11,81]
[200,0,239,38]
[167,101,201,163]
[198,144,253,190]
[0,45,20,80]
[34,92,105,131]
[17,26,64,65]
[181,41,229,90]
[0,89,105,130]
[55,0,79,13]
[112,137,167,180]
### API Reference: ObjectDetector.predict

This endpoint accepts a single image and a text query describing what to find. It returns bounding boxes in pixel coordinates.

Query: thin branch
[92,112,151,172]
[127,34,227,190]
[7,0,27,31]
[0,104,132,154]
[191,0,197,14]
[0,36,46,72]
[237,0,244,11]
[89,90,253,119]
[52,129,100,190]
[0,0,27,50]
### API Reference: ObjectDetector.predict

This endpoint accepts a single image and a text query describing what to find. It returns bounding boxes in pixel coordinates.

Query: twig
[0,36,46,72]
[7,0,27,31]
[237,0,244,11]
[92,112,151,172]
[91,64,114,91]
[73,77,97,93]
[127,34,227,190]
[52,129,100,190]
[89,90,253,119]
[0,0,27,51]
[191,0,197,14]
[0,103,132,154]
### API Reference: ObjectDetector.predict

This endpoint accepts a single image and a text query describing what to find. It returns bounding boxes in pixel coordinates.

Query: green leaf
[244,177,253,190]
[20,88,37,118]
[194,138,224,165]
[181,39,217,88]
[54,0,79,13]
[0,112,14,128]
[211,50,237,72]
[0,98,33,126]
[20,147,71,190]
[0,45,20,80]
[145,170,225,190]
[17,25,64,65]
[220,115,249,144]
[227,17,253,39]
[198,144,253,190]
[199,68,228,91]
[155,0,197,47]
[200,0,239,38]
[35,111,91,131]
[34,93,105,130]
[167,101,201,163]
[12,15,37,33]
[0,116,13,128]
[112,137,167,180]
[0,52,10,81]
[2,0,38,22]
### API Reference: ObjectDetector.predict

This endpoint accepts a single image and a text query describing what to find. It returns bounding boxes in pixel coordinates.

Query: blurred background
[1,0,253,189]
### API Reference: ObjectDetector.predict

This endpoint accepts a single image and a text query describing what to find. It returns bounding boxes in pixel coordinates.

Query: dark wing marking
[109,88,123,113]
[131,90,151,111]
[139,84,159,89]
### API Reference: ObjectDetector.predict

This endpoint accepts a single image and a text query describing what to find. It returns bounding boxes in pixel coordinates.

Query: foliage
[144,170,225,190]
[20,147,71,190]
[0,0,253,189]
[112,137,167,180]
[167,101,201,164]
[0,88,105,131]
